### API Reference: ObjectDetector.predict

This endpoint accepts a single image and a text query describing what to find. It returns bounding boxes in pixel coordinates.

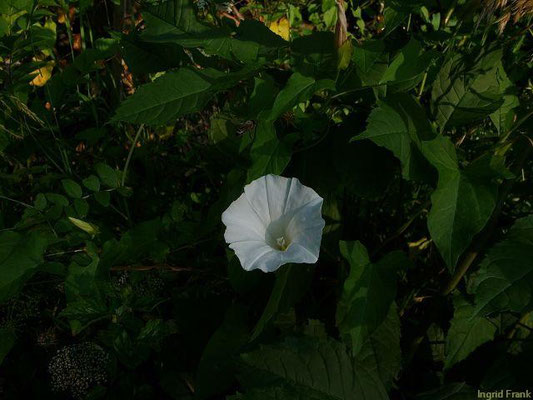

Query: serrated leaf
[444,295,497,369]
[240,337,389,400]
[336,241,409,351]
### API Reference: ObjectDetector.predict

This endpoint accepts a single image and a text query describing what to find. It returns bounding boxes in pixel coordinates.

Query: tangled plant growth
[0,0,532,398]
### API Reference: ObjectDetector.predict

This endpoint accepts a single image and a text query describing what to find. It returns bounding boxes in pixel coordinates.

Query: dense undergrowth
[0,0,532,399]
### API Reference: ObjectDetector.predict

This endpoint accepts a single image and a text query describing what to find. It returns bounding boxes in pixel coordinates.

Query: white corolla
[222,174,325,273]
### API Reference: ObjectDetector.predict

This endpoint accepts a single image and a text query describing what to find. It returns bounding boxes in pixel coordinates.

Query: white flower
[222,174,325,273]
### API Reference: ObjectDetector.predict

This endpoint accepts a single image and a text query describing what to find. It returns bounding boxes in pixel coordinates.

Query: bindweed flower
[222,174,325,273]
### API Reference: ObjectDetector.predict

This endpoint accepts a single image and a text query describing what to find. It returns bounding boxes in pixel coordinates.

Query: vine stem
[121,124,144,187]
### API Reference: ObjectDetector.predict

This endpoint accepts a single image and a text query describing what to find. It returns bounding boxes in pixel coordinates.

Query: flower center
[276,236,289,251]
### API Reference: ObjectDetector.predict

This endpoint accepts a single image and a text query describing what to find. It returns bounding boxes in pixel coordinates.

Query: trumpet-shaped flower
[222,174,325,273]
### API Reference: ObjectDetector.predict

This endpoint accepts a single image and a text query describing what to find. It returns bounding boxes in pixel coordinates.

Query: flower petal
[222,192,267,244]
[285,197,325,260]
[243,175,321,225]
[229,241,282,272]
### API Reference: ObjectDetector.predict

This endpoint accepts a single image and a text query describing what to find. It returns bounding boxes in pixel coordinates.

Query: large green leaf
[112,67,252,125]
[444,295,497,369]
[427,162,499,270]
[355,94,502,270]
[240,337,389,400]
[336,241,409,351]
[431,49,505,131]
[355,303,401,389]
[471,216,533,317]
[352,94,435,181]
[0,231,48,303]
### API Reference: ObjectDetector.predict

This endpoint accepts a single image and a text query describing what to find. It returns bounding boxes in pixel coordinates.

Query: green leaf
[82,175,101,192]
[291,32,338,79]
[416,383,477,400]
[240,337,389,400]
[112,67,253,126]
[471,216,533,317]
[251,265,313,340]
[247,121,292,182]
[431,49,505,131]
[353,39,383,71]
[489,62,519,134]
[355,303,401,389]
[336,241,409,350]
[119,32,185,75]
[141,1,283,63]
[0,327,16,365]
[267,72,335,122]
[380,38,437,92]
[0,232,48,303]
[74,198,89,218]
[61,178,82,198]
[353,94,435,181]
[95,163,120,188]
[444,294,497,369]
[355,94,501,270]
[427,164,499,270]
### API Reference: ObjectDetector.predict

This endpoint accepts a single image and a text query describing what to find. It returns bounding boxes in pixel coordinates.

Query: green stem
[121,124,144,187]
